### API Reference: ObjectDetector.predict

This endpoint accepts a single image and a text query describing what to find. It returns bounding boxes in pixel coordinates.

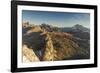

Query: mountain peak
[73,24,84,28]
[72,24,89,32]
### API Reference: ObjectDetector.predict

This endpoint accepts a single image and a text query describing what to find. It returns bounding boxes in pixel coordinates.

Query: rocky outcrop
[22,45,40,62]
[43,32,56,61]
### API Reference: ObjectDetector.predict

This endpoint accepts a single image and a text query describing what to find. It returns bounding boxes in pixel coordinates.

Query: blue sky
[22,10,90,28]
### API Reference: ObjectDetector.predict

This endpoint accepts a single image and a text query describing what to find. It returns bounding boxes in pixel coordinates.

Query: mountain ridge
[22,22,90,62]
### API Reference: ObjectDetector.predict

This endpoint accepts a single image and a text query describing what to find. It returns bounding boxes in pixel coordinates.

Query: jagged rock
[22,45,40,62]
[43,32,56,61]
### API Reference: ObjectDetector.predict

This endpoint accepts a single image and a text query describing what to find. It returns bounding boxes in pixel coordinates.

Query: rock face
[22,45,40,62]
[22,23,90,62]
[43,33,56,61]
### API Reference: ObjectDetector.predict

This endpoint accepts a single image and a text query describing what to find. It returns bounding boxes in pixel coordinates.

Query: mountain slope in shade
[22,23,90,62]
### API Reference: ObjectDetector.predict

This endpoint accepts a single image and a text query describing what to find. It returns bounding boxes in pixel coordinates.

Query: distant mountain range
[22,22,90,62]
[60,24,89,33]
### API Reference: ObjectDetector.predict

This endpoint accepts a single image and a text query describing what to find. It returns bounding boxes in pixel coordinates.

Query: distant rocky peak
[41,23,52,27]
[22,22,35,28]
[73,24,84,29]
[22,22,30,28]
[72,24,89,32]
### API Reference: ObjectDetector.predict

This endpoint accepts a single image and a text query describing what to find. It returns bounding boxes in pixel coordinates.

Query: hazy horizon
[22,10,90,28]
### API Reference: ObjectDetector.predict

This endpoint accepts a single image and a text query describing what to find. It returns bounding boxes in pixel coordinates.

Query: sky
[22,10,90,28]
